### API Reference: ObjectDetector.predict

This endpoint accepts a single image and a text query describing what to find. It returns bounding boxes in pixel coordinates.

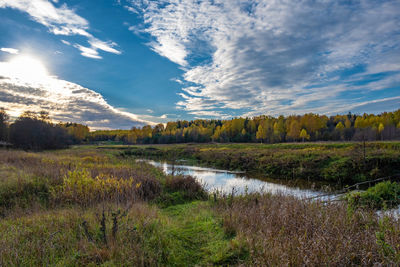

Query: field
[1,144,400,266]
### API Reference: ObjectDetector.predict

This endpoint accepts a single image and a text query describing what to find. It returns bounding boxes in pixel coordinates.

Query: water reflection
[139,159,326,198]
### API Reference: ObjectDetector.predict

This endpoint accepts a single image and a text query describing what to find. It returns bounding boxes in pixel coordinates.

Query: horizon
[0,0,399,130]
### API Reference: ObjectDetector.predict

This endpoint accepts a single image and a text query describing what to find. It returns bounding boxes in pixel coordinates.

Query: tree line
[87,109,400,144]
[0,109,89,150]
[1,108,399,148]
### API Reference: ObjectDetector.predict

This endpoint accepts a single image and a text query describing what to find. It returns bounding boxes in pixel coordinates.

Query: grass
[1,145,400,265]
[214,193,400,265]
[157,201,248,266]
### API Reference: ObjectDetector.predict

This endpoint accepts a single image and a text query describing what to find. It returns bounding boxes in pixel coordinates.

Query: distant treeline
[0,109,89,150]
[1,108,400,148]
[87,109,400,144]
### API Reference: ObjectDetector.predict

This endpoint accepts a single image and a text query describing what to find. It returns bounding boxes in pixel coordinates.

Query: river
[139,159,332,199]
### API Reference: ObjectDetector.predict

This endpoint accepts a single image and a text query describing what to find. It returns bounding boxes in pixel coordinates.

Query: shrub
[157,175,208,207]
[51,169,144,206]
[346,181,400,210]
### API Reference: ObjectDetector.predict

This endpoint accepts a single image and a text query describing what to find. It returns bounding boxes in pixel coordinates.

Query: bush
[157,175,208,207]
[51,169,145,206]
[346,181,400,210]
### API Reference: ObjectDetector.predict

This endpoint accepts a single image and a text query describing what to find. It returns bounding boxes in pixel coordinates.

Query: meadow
[1,144,400,266]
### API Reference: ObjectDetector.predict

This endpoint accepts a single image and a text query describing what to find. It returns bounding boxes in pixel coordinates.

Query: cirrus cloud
[127,0,400,117]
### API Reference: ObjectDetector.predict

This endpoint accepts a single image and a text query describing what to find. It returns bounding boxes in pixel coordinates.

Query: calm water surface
[139,159,329,198]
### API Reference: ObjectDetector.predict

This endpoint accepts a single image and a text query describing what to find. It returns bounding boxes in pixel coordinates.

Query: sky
[0,0,399,129]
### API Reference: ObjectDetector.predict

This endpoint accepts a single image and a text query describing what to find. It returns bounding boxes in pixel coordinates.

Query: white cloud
[0,47,19,54]
[61,40,71,46]
[88,39,122,55]
[0,58,152,129]
[124,5,138,14]
[73,44,101,59]
[129,0,400,116]
[0,0,121,59]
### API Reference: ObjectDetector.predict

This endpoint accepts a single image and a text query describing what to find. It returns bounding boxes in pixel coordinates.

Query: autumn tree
[256,124,266,142]
[299,129,310,142]
[62,123,89,143]
[335,121,345,140]
[287,119,301,141]
[378,123,384,140]
[84,109,400,144]
[273,116,286,142]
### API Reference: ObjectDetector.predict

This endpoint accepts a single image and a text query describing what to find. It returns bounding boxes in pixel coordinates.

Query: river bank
[120,142,400,185]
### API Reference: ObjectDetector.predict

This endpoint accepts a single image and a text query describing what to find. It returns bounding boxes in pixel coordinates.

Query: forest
[87,109,400,144]
[1,108,400,150]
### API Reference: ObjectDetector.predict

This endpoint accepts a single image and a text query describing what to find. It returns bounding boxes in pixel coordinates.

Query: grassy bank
[1,146,400,265]
[120,142,400,185]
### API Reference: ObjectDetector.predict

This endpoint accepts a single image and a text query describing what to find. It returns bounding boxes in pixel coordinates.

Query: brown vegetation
[215,193,400,265]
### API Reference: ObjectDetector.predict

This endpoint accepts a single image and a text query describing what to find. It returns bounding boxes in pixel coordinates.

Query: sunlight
[8,55,49,83]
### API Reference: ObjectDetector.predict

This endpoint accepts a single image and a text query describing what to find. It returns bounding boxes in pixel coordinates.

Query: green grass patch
[158,201,248,266]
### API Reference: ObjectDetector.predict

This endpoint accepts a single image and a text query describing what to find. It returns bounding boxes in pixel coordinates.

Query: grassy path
[159,201,247,266]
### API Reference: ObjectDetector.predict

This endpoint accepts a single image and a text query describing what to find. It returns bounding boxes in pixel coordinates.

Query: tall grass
[214,193,400,265]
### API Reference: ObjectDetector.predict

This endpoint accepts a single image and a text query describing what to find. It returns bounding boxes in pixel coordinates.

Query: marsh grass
[214,192,400,265]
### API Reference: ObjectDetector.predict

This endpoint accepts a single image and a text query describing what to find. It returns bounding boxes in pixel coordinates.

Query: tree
[256,124,266,142]
[63,123,89,143]
[287,120,301,141]
[335,122,345,131]
[345,118,351,128]
[0,108,9,142]
[273,116,286,141]
[299,129,310,142]
[378,123,384,140]
[335,121,345,140]
[9,111,71,150]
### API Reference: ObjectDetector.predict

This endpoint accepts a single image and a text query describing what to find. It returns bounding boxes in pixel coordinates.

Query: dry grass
[215,193,400,266]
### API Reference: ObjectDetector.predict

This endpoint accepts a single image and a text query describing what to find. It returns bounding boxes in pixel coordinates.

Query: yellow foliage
[52,169,138,205]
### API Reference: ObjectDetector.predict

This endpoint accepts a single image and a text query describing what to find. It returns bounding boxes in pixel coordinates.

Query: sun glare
[8,55,49,83]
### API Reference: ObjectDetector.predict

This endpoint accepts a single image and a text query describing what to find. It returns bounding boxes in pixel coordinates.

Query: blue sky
[0,0,399,129]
